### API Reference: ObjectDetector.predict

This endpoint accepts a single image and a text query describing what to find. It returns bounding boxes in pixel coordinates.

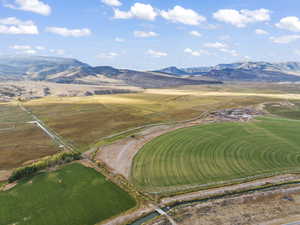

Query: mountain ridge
[0,55,221,88]
[156,61,300,82]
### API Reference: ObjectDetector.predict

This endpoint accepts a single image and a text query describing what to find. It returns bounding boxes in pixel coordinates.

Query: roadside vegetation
[0,163,136,225]
[132,117,300,193]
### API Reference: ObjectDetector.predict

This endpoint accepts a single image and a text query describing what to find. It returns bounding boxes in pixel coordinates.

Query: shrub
[9,152,81,183]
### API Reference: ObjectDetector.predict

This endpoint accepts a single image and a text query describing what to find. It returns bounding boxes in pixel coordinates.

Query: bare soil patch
[95,120,204,178]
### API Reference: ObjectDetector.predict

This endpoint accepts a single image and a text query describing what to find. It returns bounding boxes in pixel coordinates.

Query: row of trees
[9,151,81,183]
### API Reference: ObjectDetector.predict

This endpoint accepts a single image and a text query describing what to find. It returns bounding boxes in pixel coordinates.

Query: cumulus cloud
[189,30,202,37]
[46,27,91,37]
[10,44,48,55]
[213,8,271,27]
[10,44,44,54]
[219,48,239,56]
[203,42,238,56]
[114,3,157,21]
[4,0,51,16]
[101,0,122,7]
[184,48,207,56]
[270,35,300,44]
[97,52,119,59]
[0,17,38,34]
[147,49,167,58]
[10,44,31,50]
[204,42,228,49]
[161,6,206,26]
[255,29,269,35]
[295,49,300,56]
[276,16,300,32]
[134,30,158,38]
[50,49,65,55]
[115,37,125,42]
[23,49,37,54]
[35,46,45,50]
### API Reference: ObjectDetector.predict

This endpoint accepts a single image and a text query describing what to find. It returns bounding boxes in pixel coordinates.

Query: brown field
[23,88,276,152]
[0,104,59,171]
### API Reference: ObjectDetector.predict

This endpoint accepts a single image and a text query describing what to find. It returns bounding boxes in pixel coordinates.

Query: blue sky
[0,0,300,70]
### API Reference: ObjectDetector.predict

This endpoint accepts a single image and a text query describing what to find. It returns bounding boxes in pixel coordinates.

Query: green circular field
[131,117,300,192]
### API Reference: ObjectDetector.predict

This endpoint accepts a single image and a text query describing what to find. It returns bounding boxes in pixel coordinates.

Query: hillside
[0,56,220,89]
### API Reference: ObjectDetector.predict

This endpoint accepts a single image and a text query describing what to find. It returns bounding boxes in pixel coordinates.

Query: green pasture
[0,163,136,225]
[132,117,300,192]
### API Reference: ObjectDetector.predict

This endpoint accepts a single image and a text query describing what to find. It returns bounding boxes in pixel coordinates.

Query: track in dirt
[131,117,300,192]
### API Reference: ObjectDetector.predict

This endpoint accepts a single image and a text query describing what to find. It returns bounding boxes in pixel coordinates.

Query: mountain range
[0,56,220,89]
[156,62,300,82]
[1,56,300,94]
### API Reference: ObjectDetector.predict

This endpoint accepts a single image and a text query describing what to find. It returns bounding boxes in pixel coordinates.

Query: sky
[0,0,300,70]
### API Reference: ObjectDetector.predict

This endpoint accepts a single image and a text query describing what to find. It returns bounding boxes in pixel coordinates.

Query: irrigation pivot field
[131,117,300,193]
[0,163,136,225]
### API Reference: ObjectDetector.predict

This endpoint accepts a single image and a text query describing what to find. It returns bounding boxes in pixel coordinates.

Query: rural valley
[1,0,300,224]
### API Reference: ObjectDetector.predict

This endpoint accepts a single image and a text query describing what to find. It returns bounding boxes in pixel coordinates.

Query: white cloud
[295,49,300,56]
[189,30,202,37]
[35,46,45,50]
[276,16,300,32]
[0,17,38,34]
[270,35,300,44]
[134,30,158,38]
[255,29,268,35]
[97,52,119,59]
[101,0,122,7]
[10,44,31,50]
[115,37,125,42]
[203,42,238,56]
[46,27,91,37]
[147,49,167,58]
[50,49,65,55]
[184,48,207,56]
[204,42,228,49]
[114,3,157,21]
[219,48,239,56]
[160,6,206,26]
[23,49,37,54]
[213,8,271,27]
[5,0,51,16]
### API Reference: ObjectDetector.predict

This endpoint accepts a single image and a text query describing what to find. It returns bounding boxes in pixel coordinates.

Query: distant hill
[0,55,221,88]
[156,62,300,82]
[154,66,187,76]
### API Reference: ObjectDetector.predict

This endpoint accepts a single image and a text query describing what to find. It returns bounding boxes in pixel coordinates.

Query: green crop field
[131,117,300,193]
[0,163,136,225]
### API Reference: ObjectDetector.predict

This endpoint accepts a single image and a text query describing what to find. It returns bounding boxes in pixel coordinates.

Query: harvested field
[131,117,300,193]
[0,163,136,225]
[24,91,273,152]
[0,104,59,171]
